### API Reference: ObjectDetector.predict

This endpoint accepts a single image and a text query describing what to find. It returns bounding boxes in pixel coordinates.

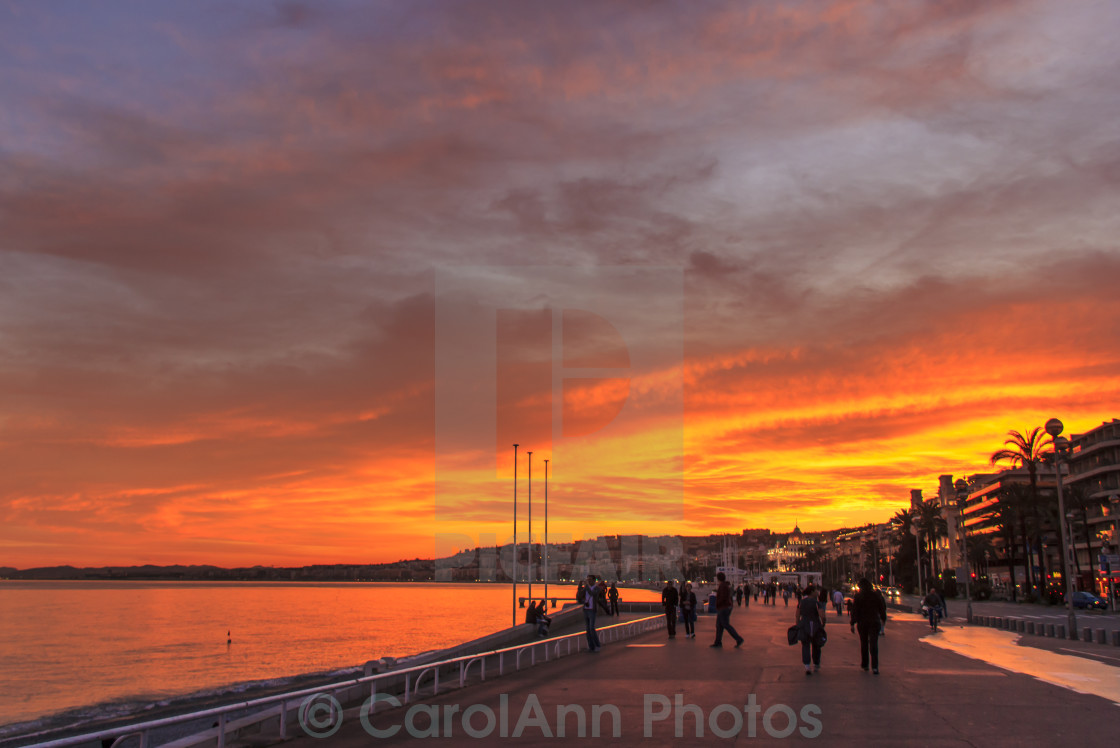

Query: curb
[969,613,1119,646]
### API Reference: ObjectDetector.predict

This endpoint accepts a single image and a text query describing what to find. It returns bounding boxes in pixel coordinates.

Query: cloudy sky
[2,0,1119,568]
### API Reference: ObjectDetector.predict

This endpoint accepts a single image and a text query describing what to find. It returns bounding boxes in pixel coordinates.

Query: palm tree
[890,508,914,538]
[968,533,995,572]
[991,427,1051,596]
[914,499,948,583]
[989,490,1021,601]
[1065,482,1098,581]
[860,538,879,579]
[1000,483,1037,597]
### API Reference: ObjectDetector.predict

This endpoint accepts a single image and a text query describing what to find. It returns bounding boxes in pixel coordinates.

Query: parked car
[1069,591,1107,610]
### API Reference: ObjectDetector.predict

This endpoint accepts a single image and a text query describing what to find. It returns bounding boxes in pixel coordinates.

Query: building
[767,524,815,572]
[1066,419,1120,594]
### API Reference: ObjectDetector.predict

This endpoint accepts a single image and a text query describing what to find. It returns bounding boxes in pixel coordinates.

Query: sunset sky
[2,0,1120,569]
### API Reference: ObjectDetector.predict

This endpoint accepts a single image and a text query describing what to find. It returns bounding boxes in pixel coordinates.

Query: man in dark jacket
[662,580,679,638]
[710,572,745,647]
[849,578,887,674]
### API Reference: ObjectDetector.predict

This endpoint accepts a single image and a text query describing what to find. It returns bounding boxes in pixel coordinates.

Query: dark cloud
[1,0,1119,564]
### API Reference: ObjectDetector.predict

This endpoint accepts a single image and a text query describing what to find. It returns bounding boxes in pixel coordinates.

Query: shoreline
[0,649,441,747]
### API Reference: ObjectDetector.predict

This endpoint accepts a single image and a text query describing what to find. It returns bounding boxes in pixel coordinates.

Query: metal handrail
[23,613,666,748]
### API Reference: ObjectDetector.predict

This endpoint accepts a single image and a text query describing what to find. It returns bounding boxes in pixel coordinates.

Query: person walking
[608,583,620,616]
[796,583,825,674]
[783,584,791,607]
[735,585,743,607]
[579,574,602,652]
[832,587,844,615]
[662,580,679,638]
[680,582,697,638]
[710,572,744,648]
[743,581,751,607]
[849,578,887,674]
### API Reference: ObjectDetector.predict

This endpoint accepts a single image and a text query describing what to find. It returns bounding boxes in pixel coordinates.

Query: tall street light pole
[527,451,533,606]
[512,443,518,627]
[1045,418,1077,639]
[543,459,549,607]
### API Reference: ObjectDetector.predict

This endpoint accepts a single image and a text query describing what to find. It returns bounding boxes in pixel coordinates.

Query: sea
[0,580,660,741]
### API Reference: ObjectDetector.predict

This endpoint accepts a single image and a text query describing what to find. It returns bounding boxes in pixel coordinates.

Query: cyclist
[922,587,947,631]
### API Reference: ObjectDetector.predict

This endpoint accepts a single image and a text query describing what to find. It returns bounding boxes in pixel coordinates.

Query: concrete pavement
[283,600,1120,746]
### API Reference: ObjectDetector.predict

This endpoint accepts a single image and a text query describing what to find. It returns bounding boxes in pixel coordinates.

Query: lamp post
[984,549,990,582]
[954,478,972,622]
[1045,418,1077,639]
[527,451,533,606]
[543,458,549,607]
[512,443,519,627]
[1066,510,1079,590]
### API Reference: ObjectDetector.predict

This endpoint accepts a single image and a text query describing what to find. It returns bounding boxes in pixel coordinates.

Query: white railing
[21,613,666,748]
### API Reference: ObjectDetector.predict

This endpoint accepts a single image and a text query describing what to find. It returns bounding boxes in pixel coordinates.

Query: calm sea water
[0,581,660,735]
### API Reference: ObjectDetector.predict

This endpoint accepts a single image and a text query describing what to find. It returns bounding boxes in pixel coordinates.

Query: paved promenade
[284,601,1120,747]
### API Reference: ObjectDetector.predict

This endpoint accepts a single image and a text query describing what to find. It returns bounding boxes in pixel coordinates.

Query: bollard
[1096,629,1107,645]
[1055,624,1066,639]
[1110,630,1120,647]
[1017,620,1026,633]
[1026,622,1035,635]
[1046,624,1055,637]
[1081,628,1092,643]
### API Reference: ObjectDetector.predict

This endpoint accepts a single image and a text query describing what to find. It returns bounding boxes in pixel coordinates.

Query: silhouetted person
[680,582,697,638]
[796,583,824,674]
[710,572,744,648]
[579,575,602,651]
[850,578,887,673]
[662,580,679,638]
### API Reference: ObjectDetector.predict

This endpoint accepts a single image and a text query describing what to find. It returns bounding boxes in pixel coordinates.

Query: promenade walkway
[284,600,1120,747]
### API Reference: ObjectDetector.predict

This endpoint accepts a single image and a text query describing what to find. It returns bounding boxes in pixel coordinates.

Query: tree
[991,427,1051,596]
[1064,482,1098,584]
[988,485,1023,600]
[860,537,882,581]
[967,532,995,585]
[914,499,948,583]
[890,509,919,592]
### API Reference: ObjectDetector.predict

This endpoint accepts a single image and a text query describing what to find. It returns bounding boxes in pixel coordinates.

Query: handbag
[814,626,828,647]
[786,625,799,646]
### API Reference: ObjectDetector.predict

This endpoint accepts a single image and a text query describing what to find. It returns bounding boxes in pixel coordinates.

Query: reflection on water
[905,613,1120,706]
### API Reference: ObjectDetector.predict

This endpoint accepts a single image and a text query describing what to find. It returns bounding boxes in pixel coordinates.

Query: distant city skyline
[2,1,1120,568]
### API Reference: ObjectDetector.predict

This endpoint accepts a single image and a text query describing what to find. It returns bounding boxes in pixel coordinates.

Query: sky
[2,0,1119,569]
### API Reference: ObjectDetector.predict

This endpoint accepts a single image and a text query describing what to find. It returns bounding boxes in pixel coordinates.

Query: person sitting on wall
[535,600,552,637]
